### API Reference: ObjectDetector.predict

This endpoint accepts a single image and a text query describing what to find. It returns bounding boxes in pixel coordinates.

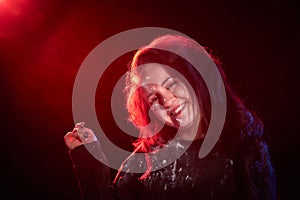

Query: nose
[161,90,177,108]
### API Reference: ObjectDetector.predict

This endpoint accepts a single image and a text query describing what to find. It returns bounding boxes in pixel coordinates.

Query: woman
[64,35,276,199]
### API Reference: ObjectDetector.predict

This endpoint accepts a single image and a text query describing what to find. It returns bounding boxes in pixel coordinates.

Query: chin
[178,117,195,128]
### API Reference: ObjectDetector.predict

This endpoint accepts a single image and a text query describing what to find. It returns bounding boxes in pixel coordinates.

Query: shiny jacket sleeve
[69,141,113,200]
[234,111,277,200]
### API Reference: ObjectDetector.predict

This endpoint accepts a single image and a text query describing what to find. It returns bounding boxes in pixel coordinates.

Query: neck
[177,123,204,141]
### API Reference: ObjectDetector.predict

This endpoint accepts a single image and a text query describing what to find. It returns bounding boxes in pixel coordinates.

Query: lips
[169,102,186,118]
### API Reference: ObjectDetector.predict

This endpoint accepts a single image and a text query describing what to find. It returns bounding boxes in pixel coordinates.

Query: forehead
[137,63,171,85]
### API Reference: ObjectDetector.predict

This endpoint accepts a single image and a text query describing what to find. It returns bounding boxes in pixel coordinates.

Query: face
[137,63,199,129]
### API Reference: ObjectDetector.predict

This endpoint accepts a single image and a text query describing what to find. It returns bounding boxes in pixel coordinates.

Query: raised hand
[64,122,97,150]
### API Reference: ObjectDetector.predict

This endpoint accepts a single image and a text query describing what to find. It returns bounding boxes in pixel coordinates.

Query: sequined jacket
[69,113,276,200]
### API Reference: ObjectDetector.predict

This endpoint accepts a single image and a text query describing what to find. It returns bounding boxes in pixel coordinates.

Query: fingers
[65,129,80,139]
[74,122,85,129]
[64,122,98,150]
[64,130,83,150]
[77,126,97,143]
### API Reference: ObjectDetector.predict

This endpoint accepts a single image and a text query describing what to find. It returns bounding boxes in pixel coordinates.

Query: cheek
[153,107,166,119]
[151,107,171,122]
[173,84,191,99]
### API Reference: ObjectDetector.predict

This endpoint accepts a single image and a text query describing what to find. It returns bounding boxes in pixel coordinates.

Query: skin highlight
[136,63,201,141]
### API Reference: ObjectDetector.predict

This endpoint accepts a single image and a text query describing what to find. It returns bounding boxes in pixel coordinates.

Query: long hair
[125,35,248,153]
[123,35,230,179]
[116,35,275,198]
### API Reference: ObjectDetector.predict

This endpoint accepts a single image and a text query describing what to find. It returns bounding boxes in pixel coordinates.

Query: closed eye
[166,81,177,90]
[148,94,159,105]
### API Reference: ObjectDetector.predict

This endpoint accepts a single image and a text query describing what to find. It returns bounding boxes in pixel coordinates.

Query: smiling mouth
[169,102,186,118]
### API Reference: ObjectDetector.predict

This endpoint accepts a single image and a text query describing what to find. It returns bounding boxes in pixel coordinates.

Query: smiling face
[137,63,199,129]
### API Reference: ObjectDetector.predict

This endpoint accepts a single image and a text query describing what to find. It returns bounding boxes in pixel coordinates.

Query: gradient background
[0,0,298,199]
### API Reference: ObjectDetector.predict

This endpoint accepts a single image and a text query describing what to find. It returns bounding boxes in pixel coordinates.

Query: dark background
[0,0,299,199]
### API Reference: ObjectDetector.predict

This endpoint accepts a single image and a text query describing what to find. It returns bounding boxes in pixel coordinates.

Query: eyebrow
[161,76,174,86]
[145,76,175,99]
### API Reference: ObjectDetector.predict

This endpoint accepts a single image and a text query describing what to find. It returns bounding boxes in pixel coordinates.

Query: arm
[69,142,112,200]
[65,123,113,200]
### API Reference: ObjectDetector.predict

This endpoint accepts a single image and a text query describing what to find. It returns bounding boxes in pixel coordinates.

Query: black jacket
[69,125,276,200]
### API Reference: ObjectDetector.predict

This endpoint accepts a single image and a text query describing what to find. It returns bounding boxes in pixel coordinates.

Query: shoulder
[240,110,264,139]
[234,110,276,199]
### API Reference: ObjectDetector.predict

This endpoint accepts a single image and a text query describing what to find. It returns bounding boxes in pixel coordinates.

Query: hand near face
[138,63,198,129]
[64,122,97,150]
